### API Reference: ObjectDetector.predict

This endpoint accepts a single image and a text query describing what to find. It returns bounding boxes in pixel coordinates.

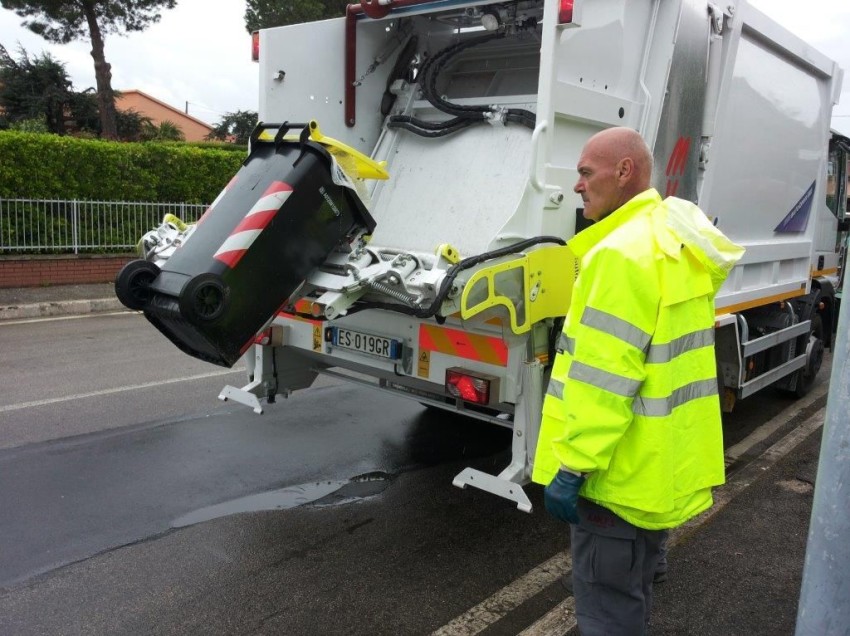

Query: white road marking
[518,598,576,636]
[430,553,571,636]
[435,393,829,636]
[724,382,828,465]
[0,368,245,413]
[0,311,134,326]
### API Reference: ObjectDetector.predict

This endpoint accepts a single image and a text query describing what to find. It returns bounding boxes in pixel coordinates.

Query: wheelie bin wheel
[115,260,160,310]
[180,274,229,322]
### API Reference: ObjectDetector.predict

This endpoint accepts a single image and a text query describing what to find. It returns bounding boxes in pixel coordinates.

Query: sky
[0,0,258,125]
[0,0,848,133]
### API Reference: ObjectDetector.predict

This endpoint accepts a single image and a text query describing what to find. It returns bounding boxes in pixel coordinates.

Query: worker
[532,127,744,635]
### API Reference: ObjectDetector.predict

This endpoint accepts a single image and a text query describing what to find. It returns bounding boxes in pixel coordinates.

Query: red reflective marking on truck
[419,324,508,366]
[666,137,691,176]
[419,324,437,352]
[665,136,691,197]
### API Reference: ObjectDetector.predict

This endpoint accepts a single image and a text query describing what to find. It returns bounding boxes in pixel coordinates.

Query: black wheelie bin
[115,122,377,368]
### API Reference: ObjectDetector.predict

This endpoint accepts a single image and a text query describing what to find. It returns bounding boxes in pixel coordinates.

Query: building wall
[116,90,213,142]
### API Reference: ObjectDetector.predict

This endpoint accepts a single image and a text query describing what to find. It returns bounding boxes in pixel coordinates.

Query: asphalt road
[0,312,567,634]
[0,311,833,635]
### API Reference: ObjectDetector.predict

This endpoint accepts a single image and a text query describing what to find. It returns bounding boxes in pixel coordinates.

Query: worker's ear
[616,157,635,184]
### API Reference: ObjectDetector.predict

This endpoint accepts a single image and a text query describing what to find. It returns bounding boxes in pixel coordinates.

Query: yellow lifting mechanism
[460,245,577,334]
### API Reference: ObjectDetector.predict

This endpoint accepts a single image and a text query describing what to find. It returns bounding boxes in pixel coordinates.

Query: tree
[207,110,258,145]
[244,0,347,32]
[115,106,153,140]
[65,87,101,134]
[1,0,177,139]
[0,43,73,133]
[140,119,184,142]
[64,88,152,140]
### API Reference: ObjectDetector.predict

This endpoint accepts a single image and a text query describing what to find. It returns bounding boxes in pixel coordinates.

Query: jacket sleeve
[551,244,661,473]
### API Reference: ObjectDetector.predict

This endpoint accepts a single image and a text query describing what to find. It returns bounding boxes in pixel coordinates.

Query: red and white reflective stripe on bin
[213,180,293,268]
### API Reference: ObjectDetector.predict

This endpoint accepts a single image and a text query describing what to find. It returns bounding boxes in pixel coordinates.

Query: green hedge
[0,131,246,203]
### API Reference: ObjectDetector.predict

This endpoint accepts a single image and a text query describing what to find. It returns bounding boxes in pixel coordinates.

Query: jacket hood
[654,196,745,294]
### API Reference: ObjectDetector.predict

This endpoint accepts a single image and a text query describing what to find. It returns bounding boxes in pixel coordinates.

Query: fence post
[71,200,80,255]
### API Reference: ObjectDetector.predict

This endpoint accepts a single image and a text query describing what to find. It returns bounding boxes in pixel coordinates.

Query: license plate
[332,327,402,360]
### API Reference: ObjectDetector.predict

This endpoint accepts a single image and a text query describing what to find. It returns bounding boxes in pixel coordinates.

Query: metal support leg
[453,359,543,513]
[218,343,278,414]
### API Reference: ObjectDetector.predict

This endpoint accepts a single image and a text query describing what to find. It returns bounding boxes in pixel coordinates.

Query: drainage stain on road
[171,471,395,527]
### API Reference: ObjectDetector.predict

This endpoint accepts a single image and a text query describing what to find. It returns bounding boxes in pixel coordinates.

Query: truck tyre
[115,260,160,311]
[793,313,825,398]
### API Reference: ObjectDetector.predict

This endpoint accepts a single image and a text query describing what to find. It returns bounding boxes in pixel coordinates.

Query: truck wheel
[794,313,825,398]
[115,260,160,310]
[180,274,228,322]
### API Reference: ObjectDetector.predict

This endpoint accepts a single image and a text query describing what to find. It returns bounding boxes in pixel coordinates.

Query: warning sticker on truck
[419,324,508,367]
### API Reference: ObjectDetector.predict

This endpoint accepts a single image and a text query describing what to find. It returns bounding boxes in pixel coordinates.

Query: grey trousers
[570,498,668,636]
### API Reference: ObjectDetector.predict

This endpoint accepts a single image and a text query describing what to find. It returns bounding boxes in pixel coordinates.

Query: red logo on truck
[665,136,691,197]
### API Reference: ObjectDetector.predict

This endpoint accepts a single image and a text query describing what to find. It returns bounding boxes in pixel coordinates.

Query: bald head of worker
[574,127,653,222]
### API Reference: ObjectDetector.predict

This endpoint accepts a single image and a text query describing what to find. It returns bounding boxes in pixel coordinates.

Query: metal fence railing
[0,198,207,255]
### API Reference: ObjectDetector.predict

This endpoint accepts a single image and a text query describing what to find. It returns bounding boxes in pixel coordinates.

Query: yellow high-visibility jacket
[532,189,745,530]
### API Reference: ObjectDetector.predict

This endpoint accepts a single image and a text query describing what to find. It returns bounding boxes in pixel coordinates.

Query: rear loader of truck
[117,0,847,512]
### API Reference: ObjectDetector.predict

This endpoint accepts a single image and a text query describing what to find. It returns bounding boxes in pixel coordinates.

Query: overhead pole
[795,262,850,634]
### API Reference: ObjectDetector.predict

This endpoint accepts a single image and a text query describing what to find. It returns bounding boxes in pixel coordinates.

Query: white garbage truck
[118,0,848,512]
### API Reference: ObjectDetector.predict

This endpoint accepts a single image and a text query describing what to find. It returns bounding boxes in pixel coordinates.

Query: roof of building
[116,89,214,132]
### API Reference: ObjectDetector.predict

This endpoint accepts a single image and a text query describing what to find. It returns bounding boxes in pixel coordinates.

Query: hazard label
[417,349,430,378]
[313,325,323,352]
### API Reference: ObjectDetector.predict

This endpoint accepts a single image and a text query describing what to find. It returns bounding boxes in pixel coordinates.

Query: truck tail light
[446,368,492,405]
[558,0,574,24]
[251,31,259,62]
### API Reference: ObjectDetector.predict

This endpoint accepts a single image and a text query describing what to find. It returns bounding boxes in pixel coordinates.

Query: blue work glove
[543,470,586,524]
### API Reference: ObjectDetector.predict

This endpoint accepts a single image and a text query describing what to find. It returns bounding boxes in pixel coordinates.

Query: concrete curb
[0,298,127,321]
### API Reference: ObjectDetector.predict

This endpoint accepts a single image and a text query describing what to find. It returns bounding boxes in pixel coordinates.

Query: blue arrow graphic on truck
[774,180,816,233]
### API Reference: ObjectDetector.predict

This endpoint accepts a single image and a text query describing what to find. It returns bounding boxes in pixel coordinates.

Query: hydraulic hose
[387,114,485,129]
[386,116,483,137]
[505,108,537,130]
[424,32,505,117]
[389,30,536,138]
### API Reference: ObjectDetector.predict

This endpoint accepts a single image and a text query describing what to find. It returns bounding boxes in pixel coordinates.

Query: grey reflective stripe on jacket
[632,378,719,417]
[568,361,643,398]
[551,310,716,410]
[646,328,715,364]
[581,307,652,352]
[556,332,574,355]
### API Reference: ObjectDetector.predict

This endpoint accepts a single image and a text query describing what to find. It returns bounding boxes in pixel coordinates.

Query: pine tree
[1,0,177,139]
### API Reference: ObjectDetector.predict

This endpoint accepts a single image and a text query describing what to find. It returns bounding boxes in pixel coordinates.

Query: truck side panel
[701,4,840,311]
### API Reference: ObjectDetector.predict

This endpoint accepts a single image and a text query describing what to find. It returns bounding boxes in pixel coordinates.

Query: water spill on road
[171,471,394,528]
[312,471,393,507]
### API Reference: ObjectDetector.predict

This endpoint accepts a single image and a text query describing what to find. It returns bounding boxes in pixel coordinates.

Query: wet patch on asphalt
[171,471,394,528]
